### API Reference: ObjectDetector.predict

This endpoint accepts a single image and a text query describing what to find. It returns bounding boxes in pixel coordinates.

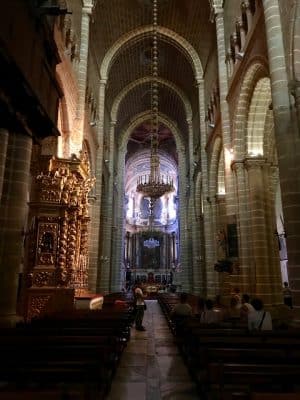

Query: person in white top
[200,299,220,324]
[240,293,255,321]
[134,286,146,331]
[248,298,272,331]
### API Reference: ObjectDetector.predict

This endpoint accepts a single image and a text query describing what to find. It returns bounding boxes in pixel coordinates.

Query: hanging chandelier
[136,0,174,201]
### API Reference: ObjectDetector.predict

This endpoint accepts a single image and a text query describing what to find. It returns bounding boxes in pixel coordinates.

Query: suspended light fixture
[136,0,174,213]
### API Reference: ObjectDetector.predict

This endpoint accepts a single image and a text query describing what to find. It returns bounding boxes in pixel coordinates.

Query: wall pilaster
[0,129,9,203]
[197,79,215,297]
[88,79,107,292]
[72,2,93,154]
[262,0,300,306]
[0,132,32,326]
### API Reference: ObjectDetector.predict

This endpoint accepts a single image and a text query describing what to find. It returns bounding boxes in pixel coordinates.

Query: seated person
[170,292,192,334]
[213,294,228,320]
[240,293,255,321]
[248,297,272,331]
[195,297,205,318]
[200,299,220,325]
[227,296,242,319]
[89,295,104,310]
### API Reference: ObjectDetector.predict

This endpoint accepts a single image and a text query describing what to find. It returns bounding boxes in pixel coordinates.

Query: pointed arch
[119,110,185,153]
[111,76,192,122]
[232,60,269,159]
[100,25,203,81]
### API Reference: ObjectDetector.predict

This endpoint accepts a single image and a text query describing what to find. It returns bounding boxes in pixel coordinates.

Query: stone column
[88,79,107,292]
[241,0,254,31]
[177,147,190,291]
[187,119,200,294]
[232,160,254,293]
[245,158,273,303]
[289,1,300,131]
[110,144,126,292]
[0,132,32,326]
[263,0,300,305]
[211,2,236,217]
[100,121,116,292]
[266,164,282,303]
[71,1,93,154]
[236,18,246,50]
[197,79,214,296]
[0,129,9,202]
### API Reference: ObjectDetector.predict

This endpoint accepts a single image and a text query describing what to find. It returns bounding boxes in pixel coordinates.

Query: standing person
[134,286,146,331]
[283,281,293,309]
[248,298,272,331]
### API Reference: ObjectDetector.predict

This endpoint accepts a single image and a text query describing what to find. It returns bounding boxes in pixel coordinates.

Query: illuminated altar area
[123,147,179,290]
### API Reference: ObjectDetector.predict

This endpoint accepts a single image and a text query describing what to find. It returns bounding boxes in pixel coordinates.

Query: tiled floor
[107,300,200,400]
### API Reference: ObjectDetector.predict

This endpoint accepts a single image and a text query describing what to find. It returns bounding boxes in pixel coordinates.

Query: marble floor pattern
[107,300,200,400]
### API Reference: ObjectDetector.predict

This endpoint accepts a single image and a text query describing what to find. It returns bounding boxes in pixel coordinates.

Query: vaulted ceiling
[90,0,216,167]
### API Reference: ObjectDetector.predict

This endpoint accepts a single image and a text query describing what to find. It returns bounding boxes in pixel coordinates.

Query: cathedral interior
[1,0,300,326]
[2,0,300,398]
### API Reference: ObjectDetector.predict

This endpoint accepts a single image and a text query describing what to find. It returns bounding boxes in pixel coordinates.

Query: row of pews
[0,292,135,400]
[158,292,300,400]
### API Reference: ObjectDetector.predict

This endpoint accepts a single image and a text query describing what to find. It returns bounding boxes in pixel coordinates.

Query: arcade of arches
[0,0,300,325]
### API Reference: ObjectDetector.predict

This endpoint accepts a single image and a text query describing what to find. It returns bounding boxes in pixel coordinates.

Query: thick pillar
[245,158,273,303]
[0,132,32,326]
[197,79,214,296]
[263,0,300,306]
[177,148,190,292]
[88,79,107,292]
[187,119,201,294]
[212,2,236,217]
[72,1,93,154]
[110,144,126,292]
[232,161,255,293]
[242,0,254,31]
[0,129,9,202]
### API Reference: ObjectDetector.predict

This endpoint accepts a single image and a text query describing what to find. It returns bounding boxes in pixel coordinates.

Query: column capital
[231,159,245,172]
[99,78,107,86]
[82,0,94,15]
[209,0,224,21]
[241,0,251,11]
[195,78,204,88]
[244,156,267,170]
[186,118,193,127]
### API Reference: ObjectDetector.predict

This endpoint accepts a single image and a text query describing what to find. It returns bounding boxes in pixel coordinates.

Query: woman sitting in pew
[248,297,272,331]
[200,299,221,325]
[240,293,255,322]
[170,292,193,334]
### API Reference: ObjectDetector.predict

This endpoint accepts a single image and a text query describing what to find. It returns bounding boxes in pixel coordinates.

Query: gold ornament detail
[28,295,51,320]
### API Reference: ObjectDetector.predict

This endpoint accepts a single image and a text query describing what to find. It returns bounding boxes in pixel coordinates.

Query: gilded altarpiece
[24,154,95,319]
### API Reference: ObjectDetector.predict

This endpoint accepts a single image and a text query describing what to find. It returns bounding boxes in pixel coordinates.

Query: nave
[108,300,199,400]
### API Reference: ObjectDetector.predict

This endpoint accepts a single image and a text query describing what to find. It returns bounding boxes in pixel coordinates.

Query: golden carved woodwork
[33,270,55,287]
[27,295,51,320]
[24,155,95,316]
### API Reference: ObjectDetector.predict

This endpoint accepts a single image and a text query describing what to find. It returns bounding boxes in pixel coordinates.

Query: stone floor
[107,300,200,400]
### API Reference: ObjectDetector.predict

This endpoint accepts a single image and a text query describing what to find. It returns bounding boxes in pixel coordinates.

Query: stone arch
[247,77,272,156]
[233,60,269,159]
[100,25,203,81]
[56,74,71,158]
[111,76,192,122]
[290,1,300,81]
[119,110,185,153]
